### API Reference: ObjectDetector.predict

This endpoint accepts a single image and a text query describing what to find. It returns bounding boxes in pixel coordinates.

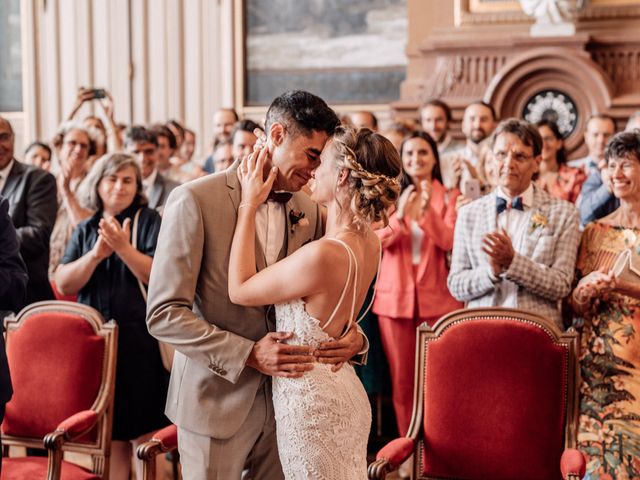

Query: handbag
[612,248,640,282]
[132,209,174,371]
[611,248,640,300]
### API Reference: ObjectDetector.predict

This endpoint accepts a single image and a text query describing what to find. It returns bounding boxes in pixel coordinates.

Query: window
[0,0,22,112]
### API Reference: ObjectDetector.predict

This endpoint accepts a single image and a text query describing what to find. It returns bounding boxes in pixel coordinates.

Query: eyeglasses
[64,140,90,151]
[493,150,534,163]
[0,133,13,142]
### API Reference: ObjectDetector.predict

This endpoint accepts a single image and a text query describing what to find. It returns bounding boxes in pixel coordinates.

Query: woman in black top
[55,152,169,480]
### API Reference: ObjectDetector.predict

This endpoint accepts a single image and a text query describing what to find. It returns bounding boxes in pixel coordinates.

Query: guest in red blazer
[374,131,462,441]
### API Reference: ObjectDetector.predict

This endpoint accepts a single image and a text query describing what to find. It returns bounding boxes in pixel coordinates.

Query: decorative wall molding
[455,0,640,27]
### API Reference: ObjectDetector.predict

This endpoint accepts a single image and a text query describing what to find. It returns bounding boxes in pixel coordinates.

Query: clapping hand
[482,229,515,276]
[455,195,472,212]
[419,179,431,211]
[91,234,113,261]
[599,159,614,193]
[237,145,278,208]
[574,267,616,303]
[395,185,416,220]
[98,217,132,253]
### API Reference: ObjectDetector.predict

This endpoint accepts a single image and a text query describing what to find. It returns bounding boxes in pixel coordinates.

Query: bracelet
[238,203,258,211]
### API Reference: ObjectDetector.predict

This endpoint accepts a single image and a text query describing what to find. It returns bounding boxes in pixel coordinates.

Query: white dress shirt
[0,158,15,194]
[142,168,158,200]
[256,200,286,266]
[410,220,424,266]
[494,184,535,308]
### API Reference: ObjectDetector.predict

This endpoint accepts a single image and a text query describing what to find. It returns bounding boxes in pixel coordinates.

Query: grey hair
[52,120,100,156]
[83,152,147,211]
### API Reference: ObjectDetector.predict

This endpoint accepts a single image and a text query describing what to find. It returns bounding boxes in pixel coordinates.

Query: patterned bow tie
[496,196,523,214]
[267,191,293,204]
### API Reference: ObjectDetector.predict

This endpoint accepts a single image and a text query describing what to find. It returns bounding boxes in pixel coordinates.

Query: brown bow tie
[267,191,293,204]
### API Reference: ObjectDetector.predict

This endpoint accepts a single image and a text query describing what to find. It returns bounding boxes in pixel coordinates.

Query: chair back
[2,301,117,467]
[409,307,579,480]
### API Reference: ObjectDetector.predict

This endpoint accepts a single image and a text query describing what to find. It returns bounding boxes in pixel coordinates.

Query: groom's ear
[269,123,285,148]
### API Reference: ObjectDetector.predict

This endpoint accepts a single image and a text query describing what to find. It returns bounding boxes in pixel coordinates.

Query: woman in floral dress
[570,131,640,479]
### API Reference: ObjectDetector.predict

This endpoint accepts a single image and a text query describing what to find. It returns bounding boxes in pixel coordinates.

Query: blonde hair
[332,126,402,228]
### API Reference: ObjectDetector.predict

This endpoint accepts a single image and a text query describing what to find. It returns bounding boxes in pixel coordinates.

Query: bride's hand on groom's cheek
[246,332,315,378]
[315,326,364,372]
[238,146,278,207]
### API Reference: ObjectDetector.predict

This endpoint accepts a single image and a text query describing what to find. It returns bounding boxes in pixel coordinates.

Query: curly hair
[331,126,402,228]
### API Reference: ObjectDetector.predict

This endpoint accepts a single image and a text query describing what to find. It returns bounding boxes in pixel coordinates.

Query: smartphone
[462,178,481,200]
[90,88,107,100]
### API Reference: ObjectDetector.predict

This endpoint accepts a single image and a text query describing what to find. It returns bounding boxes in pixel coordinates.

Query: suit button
[219,369,227,376]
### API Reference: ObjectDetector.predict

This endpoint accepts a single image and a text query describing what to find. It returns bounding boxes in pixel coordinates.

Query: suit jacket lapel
[521,186,549,258]
[285,198,297,257]
[485,190,498,234]
[150,174,164,209]
[226,164,267,271]
[1,160,23,200]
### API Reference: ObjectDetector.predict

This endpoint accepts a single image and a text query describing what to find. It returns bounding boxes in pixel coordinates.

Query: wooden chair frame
[2,301,118,480]
[136,424,179,480]
[369,307,581,480]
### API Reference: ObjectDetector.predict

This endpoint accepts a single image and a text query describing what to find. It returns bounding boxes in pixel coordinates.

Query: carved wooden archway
[484,47,614,156]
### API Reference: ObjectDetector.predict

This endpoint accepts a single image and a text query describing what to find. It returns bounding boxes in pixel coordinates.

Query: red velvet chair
[136,424,178,480]
[368,307,586,480]
[1,301,117,479]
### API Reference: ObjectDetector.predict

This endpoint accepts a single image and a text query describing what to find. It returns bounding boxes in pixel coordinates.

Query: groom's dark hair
[265,90,340,138]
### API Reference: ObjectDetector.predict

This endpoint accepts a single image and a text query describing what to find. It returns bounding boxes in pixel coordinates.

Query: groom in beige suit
[147,91,366,479]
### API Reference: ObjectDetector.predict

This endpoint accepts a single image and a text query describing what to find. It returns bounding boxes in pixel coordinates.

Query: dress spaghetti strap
[321,238,358,333]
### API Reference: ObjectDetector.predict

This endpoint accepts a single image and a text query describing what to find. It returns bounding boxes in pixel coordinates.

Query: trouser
[177,382,284,480]
[378,314,438,436]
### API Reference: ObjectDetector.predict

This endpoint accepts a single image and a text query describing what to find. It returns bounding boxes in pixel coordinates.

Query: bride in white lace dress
[228,125,402,479]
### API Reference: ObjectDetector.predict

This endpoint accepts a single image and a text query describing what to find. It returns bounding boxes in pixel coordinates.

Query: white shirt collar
[142,168,158,191]
[0,158,15,179]
[438,133,452,151]
[0,158,15,193]
[496,183,534,209]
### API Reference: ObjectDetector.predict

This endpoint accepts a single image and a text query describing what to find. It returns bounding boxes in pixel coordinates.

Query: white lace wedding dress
[272,238,373,480]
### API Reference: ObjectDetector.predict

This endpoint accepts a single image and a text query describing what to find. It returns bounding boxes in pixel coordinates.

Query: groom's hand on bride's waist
[314,325,364,373]
[246,332,315,378]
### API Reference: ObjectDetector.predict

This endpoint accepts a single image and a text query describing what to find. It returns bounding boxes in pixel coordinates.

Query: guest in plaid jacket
[448,119,580,329]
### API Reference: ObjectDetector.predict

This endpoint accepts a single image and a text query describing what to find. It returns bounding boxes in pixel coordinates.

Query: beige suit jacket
[146,165,323,439]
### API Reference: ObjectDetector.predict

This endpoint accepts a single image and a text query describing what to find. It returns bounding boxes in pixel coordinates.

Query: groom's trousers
[177,381,284,480]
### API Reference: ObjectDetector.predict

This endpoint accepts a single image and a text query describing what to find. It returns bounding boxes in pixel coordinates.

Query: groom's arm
[146,186,257,383]
[147,185,314,383]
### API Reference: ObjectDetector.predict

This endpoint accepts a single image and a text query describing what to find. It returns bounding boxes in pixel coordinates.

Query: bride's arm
[228,147,327,307]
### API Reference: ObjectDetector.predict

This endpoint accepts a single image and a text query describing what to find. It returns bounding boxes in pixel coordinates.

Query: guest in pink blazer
[374,131,462,441]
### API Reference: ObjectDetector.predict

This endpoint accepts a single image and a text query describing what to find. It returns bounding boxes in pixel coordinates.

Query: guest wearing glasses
[448,118,580,329]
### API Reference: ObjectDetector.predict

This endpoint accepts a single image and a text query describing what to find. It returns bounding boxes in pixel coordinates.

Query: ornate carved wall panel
[400,2,640,157]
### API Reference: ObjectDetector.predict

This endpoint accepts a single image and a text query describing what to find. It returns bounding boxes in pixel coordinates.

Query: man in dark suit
[0,194,28,471]
[124,125,179,212]
[0,117,58,304]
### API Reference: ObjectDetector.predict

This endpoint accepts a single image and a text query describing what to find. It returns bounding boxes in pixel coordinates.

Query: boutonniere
[289,210,309,233]
[529,211,548,234]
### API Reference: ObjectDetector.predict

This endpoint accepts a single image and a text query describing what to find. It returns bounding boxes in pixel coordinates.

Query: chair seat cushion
[1,456,99,479]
